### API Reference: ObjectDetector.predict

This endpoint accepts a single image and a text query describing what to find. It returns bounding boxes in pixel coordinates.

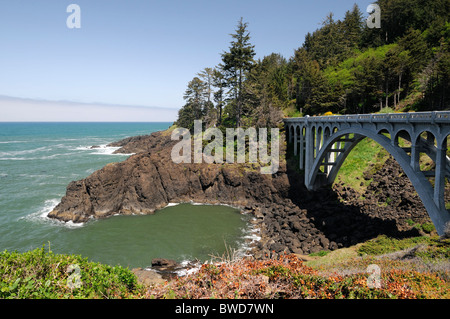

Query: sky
[0,0,374,122]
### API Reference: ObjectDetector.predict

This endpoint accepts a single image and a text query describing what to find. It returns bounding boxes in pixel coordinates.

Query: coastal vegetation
[0,245,144,299]
[147,237,449,299]
[0,235,448,299]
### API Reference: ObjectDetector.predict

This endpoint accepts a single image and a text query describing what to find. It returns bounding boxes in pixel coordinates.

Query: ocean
[0,122,257,269]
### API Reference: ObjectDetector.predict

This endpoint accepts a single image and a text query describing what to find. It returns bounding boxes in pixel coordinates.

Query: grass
[334,137,390,193]
[357,235,440,256]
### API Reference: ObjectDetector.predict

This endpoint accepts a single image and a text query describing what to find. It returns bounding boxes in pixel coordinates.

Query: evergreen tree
[398,28,430,75]
[197,67,216,127]
[221,18,256,127]
[183,76,207,109]
[343,4,364,49]
[245,53,288,128]
[175,0,449,130]
[197,67,214,105]
[212,65,227,125]
[176,77,208,132]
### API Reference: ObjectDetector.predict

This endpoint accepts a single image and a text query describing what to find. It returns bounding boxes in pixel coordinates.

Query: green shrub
[309,250,330,257]
[357,235,432,256]
[0,245,145,299]
[419,223,435,234]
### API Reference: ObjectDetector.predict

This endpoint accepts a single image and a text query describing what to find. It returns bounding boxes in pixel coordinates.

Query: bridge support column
[293,129,298,156]
[410,143,420,172]
[315,128,321,158]
[434,145,447,211]
[299,129,305,170]
[305,124,313,187]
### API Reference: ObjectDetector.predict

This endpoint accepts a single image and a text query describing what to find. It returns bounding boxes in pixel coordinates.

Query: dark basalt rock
[48,130,291,227]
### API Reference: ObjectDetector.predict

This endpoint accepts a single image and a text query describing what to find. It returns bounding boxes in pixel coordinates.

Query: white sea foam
[0,153,67,161]
[91,145,121,155]
[0,148,44,157]
[18,173,53,178]
[20,199,59,221]
[0,140,27,144]
[74,144,134,156]
[174,260,203,277]
[21,199,85,228]
[62,220,85,228]
[41,199,59,218]
[0,157,28,161]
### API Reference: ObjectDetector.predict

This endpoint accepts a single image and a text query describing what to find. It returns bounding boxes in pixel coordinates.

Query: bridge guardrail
[283,111,450,124]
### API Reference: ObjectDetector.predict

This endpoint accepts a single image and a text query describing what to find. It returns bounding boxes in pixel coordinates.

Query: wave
[0,157,29,161]
[18,173,54,178]
[0,154,69,161]
[74,144,134,156]
[0,146,51,157]
[21,199,85,228]
[0,140,28,144]
[173,260,204,277]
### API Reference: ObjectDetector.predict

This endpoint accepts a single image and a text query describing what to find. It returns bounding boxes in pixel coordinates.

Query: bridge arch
[309,127,410,187]
[393,129,412,146]
[307,126,449,236]
[284,113,450,236]
[288,125,295,144]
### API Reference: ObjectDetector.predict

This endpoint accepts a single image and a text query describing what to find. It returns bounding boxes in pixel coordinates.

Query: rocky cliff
[48,129,431,256]
[48,130,291,224]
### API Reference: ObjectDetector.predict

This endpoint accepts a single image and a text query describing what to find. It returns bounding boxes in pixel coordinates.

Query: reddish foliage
[145,254,449,299]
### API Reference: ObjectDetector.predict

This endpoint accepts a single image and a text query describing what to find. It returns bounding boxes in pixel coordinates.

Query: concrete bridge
[284,111,450,236]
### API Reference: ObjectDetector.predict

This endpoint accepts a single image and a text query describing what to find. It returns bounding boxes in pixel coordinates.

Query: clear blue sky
[0,0,374,121]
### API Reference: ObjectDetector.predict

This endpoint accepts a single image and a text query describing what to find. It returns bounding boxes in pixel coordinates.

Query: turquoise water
[0,122,255,269]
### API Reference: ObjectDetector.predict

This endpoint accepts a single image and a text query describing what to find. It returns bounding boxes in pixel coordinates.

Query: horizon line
[0,121,174,123]
[0,94,180,111]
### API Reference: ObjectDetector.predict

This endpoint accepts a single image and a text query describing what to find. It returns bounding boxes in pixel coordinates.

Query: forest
[175,0,450,132]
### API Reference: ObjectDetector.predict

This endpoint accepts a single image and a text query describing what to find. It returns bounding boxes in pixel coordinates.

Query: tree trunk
[237,69,242,127]
[385,80,389,109]
[218,102,223,125]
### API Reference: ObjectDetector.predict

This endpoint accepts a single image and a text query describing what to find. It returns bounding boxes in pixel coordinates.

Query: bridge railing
[283,111,450,124]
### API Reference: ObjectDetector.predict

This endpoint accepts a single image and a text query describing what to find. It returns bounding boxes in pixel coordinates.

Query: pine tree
[221,18,256,127]
[212,65,227,125]
[197,67,214,105]
[343,4,364,49]
[176,77,208,132]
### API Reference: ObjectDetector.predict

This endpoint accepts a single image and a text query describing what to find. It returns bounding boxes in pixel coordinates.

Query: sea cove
[0,122,255,269]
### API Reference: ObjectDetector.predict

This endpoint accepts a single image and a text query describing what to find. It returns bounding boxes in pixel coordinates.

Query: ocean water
[0,122,257,269]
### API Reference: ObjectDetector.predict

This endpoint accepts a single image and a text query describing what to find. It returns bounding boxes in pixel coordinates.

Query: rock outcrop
[48,130,291,224]
[48,129,432,257]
